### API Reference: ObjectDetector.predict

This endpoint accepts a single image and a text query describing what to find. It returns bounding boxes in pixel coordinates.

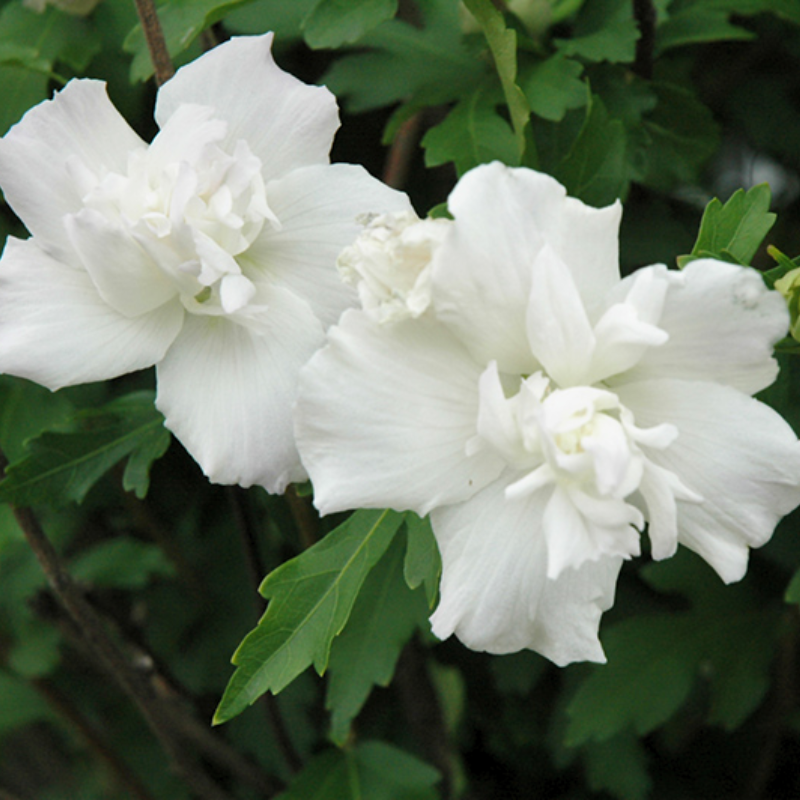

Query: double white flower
[296,162,800,665]
[0,34,409,492]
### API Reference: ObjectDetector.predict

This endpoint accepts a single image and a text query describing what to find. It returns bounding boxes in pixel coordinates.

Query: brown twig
[383,112,423,191]
[132,0,175,86]
[632,0,656,80]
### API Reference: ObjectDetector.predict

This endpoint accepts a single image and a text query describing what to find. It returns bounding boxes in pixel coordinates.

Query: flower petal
[65,208,178,317]
[526,244,595,387]
[295,310,505,516]
[155,34,339,182]
[0,237,183,390]
[617,378,800,582]
[0,79,144,258]
[433,162,621,373]
[429,478,622,663]
[247,163,412,328]
[614,260,788,395]
[155,285,325,492]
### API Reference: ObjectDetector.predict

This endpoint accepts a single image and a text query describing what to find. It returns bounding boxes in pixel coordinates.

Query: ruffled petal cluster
[0,33,410,492]
[295,162,800,664]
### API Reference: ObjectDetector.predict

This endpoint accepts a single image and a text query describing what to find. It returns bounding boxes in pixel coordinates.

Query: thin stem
[284,485,319,550]
[132,0,175,86]
[30,558,282,796]
[383,112,423,190]
[31,678,157,800]
[632,0,656,80]
[227,486,304,775]
[12,504,235,800]
[395,637,456,799]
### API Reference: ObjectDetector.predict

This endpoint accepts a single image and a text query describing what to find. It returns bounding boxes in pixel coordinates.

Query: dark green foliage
[2,1,800,798]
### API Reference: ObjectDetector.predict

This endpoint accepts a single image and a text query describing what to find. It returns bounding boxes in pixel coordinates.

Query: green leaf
[303,0,398,49]
[422,84,520,175]
[522,54,586,122]
[70,538,175,589]
[553,92,628,206]
[0,669,53,735]
[124,0,253,82]
[656,8,754,52]
[325,532,429,744]
[640,82,718,192]
[279,741,439,800]
[0,392,169,506]
[215,509,404,724]
[555,0,639,63]
[0,377,74,463]
[677,184,775,268]
[0,3,99,134]
[462,0,530,161]
[566,551,781,745]
[324,0,483,113]
[785,568,800,604]
[582,731,652,800]
[403,513,441,608]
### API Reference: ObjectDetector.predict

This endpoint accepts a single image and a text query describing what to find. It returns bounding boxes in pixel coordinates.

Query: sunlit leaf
[215,509,404,723]
[677,184,775,268]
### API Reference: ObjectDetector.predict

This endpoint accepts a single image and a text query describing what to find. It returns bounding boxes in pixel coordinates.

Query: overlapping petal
[0,80,144,258]
[154,34,339,181]
[246,163,412,328]
[156,285,326,492]
[295,310,505,516]
[612,260,788,394]
[433,162,621,374]
[617,377,800,582]
[0,238,183,390]
[430,478,622,664]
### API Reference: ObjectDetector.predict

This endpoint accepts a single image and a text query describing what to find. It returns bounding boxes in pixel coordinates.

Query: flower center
[472,362,699,577]
[76,104,276,316]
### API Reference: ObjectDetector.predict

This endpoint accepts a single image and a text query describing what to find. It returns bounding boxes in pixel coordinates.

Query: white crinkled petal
[429,478,622,664]
[433,162,621,374]
[155,34,339,181]
[156,286,325,492]
[0,237,183,390]
[612,260,788,395]
[526,244,595,387]
[295,309,505,517]
[65,209,178,317]
[246,163,412,328]
[617,378,800,582]
[0,79,145,259]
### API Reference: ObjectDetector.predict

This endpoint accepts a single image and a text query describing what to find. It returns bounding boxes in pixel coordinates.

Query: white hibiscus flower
[0,33,411,492]
[295,161,800,665]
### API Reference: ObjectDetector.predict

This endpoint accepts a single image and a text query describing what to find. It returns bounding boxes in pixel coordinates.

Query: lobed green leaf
[0,392,169,507]
[422,84,520,175]
[278,741,440,800]
[678,183,775,268]
[214,509,404,724]
[462,0,530,162]
[403,512,441,608]
[303,0,398,49]
[325,532,429,744]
